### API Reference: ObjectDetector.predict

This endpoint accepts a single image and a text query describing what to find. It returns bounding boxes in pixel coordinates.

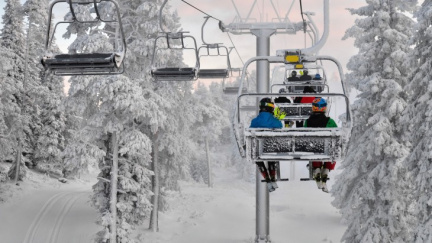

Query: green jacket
[304,113,337,128]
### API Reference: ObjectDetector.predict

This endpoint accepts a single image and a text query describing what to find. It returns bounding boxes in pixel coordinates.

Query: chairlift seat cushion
[152,68,196,79]
[43,53,118,68]
[198,69,229,79]
[224,87,247,94]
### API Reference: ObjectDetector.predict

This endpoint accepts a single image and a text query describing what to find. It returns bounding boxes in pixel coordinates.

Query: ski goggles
[261,102,275,108]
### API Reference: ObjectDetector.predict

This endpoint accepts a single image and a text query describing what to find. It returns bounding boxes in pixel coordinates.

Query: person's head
[259,98,275,113]
[303,86,316,93]
[312,97,327,113]
[303,70,308,76]
[315,74,321,79]
[279,88,287,93]
[291,71,297,77]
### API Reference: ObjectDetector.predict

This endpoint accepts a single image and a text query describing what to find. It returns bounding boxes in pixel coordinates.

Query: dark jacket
[250,111,283,128]
[300,74,312,81]
[287,76,300,82]
[304,113,337,128]
[274,97,291,103]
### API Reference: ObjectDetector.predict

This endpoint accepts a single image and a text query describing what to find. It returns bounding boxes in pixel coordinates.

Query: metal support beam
[251,28,275,243]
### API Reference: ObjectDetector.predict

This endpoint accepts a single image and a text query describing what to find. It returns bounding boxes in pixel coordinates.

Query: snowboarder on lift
[250,98,283,192]
[304,97,337,193]
[287,70,300,82]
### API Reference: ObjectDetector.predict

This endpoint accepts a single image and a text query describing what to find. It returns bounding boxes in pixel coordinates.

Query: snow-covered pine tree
[399,1,432,241]
[22,0,66,174]
[188,82,229,184]
[331,1,416,242]
[59,0,185,241]
[1,0,28,179]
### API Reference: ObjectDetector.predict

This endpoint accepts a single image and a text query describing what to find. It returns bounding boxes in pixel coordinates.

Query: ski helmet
[312,97,327,113]
[259,98,275,113]
[291,71,297,77]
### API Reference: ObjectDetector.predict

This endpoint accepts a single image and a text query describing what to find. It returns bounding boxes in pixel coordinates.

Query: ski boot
[257,162,277,192]
[313,168,323,190]
[321,168,329,193]
[268,162,278,190]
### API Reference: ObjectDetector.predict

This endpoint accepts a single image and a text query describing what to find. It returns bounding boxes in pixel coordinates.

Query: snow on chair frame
[231,52,352,161]
[41,0,127,76]
[237,93,351,164]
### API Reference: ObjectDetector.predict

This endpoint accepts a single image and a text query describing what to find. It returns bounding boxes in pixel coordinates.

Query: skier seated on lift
[294,86,317,127]
[250,98,283,192]
[304,97,337,193]
[300,70,312,81]
[287,71,300,82]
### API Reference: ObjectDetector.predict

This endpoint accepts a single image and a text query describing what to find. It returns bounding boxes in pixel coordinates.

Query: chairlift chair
[197,43,231,79]
[231,54,351,178]
[238,93,351,163]
[284,65,327,93]
[197,17,232,79]
[41,0,126,76]
[151,32,200,81]
[223,68,248,95]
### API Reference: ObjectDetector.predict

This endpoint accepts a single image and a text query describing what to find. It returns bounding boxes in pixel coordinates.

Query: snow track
[22,191,86,243]
[0,186,100,243]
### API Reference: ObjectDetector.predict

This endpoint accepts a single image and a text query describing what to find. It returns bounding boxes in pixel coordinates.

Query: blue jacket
[250,111,283,129]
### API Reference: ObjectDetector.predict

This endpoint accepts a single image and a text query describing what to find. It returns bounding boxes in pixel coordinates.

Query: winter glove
[273,107,286,120]
[285,121,295,128]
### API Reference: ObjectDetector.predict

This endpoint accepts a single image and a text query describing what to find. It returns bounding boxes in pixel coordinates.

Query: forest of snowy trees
[0,0,239,242]
[1,0,432,242]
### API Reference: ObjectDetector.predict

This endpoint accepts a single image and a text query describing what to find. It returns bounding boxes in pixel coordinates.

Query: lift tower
[220,0,330,242]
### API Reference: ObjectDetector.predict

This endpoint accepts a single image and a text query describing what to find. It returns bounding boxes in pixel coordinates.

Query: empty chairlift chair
[197,17,231,80]
[41,0,127,76]
[223,68,248,95]
[151,32,200,81]
[197,44,230,79]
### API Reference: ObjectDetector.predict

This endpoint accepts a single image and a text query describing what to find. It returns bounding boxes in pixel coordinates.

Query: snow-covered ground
[0,162,346,243]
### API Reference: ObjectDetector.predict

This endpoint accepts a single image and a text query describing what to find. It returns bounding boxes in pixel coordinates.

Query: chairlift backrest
[41,0,127,76]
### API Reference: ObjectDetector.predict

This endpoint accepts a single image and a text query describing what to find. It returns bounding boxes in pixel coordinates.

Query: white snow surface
[0,163,346,243]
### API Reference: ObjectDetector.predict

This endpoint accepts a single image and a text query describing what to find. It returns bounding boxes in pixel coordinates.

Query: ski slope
[0,163,346,243]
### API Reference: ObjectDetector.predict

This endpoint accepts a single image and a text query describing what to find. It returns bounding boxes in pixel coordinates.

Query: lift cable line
[299,0,307,33]
[181,0,248,87]
[179,0,245,67]
[180,0,222,22]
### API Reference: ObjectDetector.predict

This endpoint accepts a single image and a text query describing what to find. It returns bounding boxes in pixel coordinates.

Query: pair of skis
[257,162,282,192]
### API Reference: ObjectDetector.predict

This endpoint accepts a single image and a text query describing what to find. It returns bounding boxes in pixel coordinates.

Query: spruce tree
[331,1,416,242]
[1,0,27,179]
[400,1,432,241]
[22,0,66,173]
